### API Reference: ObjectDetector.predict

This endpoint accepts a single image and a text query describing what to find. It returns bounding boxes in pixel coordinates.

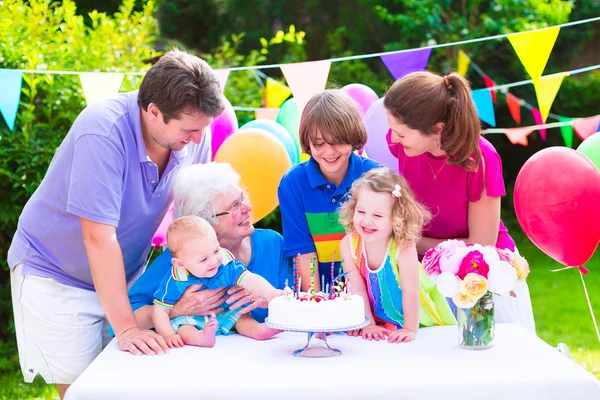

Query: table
[66,324,600,400]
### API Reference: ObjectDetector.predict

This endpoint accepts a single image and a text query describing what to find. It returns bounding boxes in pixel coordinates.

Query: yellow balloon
[215,128,291,223]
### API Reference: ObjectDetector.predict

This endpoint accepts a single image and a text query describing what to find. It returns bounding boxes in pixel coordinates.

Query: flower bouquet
[422,240,529,349]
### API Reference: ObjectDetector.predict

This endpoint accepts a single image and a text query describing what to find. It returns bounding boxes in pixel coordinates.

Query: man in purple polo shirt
[8,49,224,398]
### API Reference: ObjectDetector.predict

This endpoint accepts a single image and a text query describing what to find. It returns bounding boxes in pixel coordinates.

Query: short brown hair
[167,215,213,257]
[338,168,431,248]
[299,90,367,154]
[138,49,225,123]
[384,71,481,171]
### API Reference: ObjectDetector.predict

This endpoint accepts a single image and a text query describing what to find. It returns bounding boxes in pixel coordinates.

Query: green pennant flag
[558,116,574,148]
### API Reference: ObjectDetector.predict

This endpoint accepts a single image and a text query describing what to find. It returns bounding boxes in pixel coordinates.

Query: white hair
[173,162,241,224]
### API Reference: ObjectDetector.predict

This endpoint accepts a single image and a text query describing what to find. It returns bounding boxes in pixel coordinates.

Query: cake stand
[265,318,370,358]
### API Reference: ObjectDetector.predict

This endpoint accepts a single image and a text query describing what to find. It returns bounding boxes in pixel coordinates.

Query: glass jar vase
[457,292,495,350]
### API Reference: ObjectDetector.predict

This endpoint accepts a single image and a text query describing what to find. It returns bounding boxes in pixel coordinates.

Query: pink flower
[422,247,442,276]
[496,248,513,263]
[457,250,490,279]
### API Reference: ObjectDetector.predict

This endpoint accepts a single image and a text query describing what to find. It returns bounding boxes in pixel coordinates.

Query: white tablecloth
[66,324,600,400]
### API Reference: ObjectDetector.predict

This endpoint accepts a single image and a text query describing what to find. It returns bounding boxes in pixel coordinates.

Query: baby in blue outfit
[153,215,284,348]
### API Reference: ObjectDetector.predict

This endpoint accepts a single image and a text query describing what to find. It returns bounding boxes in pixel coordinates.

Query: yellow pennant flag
[265,79,292,108]
[507,27,560,82]
[457,50,470,76]
[533,72,568,122]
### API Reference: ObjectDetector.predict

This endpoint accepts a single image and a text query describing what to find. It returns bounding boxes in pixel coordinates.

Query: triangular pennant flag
[505,92,522,124]
[254,108,280,121]
[457,50,470,76]
[280,60,331,111]
[505,127,533,146]
[482,75,497,103]
[0,69,23,131]
[214,69,230,92]
[380,48,432,80]
[573,115,600,140]
[507,27,560,82]
[79,73,124,106]
[264,79,292,108]
[558,117,574,148]
[533,72,568,123]
[530,107,546,141]
[471,89,496,127]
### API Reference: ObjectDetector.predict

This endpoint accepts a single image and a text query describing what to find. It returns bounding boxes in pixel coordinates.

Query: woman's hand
[170,284,227,319]
[226,285,266,314]
[360,324,391,341]
[387,328,416,343]
[116,327,169,356]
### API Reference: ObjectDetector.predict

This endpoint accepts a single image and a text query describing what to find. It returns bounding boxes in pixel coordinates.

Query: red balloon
[514,147,600,268]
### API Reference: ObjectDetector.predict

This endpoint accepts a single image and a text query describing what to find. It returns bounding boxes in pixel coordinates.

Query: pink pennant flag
[573,116,600,140]
[254,108,280,121]
[214,69,230,92]
[530,107,546,141]
[280,60,331,112]
[483,75,497,103]
[380,48,432,80]
[505,93,521,124]
[505,127,534,146]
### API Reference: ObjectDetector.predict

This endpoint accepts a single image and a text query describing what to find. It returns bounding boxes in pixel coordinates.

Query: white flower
[487,261,518,295]
[436,272,460,297]
[439,247,468,275]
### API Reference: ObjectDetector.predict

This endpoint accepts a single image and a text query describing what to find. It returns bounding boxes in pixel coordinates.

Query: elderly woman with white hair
[128,162,293,328]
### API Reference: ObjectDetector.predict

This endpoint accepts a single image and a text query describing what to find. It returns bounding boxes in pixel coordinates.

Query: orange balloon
[215,128,291,223]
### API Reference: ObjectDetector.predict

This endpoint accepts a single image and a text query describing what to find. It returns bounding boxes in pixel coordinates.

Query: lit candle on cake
[330,252,335,293]
[310,256,315,300]
[292,256,297,292]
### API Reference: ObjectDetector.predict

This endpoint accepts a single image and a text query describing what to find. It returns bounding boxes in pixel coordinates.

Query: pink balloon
[152,203,175,248]
[363,98,398,171]
[342,83,379,118]
[210,96,238,161]
[514,147,600,270]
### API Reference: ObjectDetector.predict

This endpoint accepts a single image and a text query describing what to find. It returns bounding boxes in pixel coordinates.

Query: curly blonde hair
[338,168,431,248]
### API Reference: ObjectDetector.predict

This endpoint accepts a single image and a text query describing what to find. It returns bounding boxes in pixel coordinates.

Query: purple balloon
[210,96,238,161]
[363,98,398,171]
[342,83,379,118]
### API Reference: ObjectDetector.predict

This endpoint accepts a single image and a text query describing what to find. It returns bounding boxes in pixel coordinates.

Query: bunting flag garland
[471,89,496,127]
[482,75,497,102]
[0,69,23,131]
[507,27,560,82]
[254,107,280,121]
[533,72,568,122]
[280,60,331,111]
[214,69,230,92]
[530,107,547,141]
[505,92,522,124]
[505,127,534,146]
[79,73,124,106]
[264,78,292,108]
[380,48,432,80]
[457,50,470,76]
[558,117,574,148]
[573,115,600,140]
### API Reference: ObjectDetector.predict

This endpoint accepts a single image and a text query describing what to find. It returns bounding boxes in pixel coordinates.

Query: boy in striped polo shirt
[278,90,380,293]
[153,216,284,348]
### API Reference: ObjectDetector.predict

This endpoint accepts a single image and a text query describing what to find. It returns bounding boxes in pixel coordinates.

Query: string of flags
[1,17,599,141]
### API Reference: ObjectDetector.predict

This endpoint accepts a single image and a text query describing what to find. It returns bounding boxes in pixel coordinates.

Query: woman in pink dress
[384,71,535,333]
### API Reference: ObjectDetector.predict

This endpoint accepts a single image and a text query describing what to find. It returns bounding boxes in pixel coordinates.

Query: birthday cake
[268,291,366,330]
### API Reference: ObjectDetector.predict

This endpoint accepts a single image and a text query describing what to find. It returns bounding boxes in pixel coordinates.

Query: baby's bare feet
[253,324,282,341]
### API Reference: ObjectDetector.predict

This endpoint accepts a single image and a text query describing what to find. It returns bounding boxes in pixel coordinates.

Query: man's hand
[226,285,265,314]
[170,284,227,318]
[117,327,169,356]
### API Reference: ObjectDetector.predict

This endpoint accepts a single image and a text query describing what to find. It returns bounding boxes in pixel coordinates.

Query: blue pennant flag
[0,69,23,131]
[471,89,496,127]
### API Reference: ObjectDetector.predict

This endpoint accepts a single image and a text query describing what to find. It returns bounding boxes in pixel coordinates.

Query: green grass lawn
[1,225,598,399]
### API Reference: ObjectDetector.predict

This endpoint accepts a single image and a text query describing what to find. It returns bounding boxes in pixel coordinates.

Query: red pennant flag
[530,107,546,141]
[483,75,496,103]
[505,93,521,124]
[505,127,534,146]
[572,116,600,140]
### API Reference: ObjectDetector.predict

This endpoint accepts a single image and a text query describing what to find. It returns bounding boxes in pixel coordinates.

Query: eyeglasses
[213,189,250,218]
